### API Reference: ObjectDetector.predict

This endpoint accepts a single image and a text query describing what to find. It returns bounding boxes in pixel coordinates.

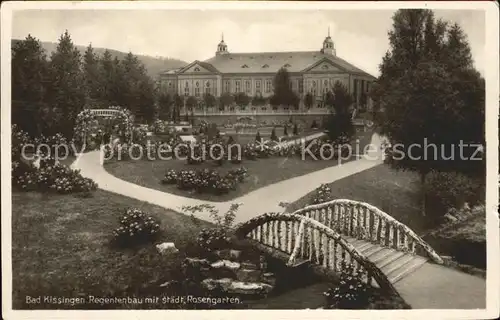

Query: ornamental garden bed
[103,130,374,202]
[104,156,346,202]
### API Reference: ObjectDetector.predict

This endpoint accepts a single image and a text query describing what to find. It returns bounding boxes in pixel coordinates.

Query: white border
[1,1,499,320]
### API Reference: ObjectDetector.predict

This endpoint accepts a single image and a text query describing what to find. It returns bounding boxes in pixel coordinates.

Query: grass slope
[11,190,211,309]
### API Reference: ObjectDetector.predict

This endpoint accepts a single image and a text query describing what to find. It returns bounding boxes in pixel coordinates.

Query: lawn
[104,130,374,202]
[11,190,212,309]
[104,156,343,202]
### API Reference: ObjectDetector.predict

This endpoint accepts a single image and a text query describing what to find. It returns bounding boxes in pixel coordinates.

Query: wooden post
[287,219,306,266]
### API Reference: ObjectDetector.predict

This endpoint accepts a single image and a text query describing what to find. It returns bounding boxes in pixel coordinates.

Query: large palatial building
[159,31,376,113]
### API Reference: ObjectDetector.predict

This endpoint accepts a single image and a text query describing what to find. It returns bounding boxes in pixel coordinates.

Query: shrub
[13,158,98,194]
[310,183,332,205]
[323,262,371,309]
[182,203,241,252]
[162,167,247,195]
[112,208,161,247]
[270,128,278,141]
[425,171,485,221]
[255,131,261,142]
[162,169,178,184]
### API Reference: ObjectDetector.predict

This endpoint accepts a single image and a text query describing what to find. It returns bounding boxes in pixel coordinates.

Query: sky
[12,9,486,76]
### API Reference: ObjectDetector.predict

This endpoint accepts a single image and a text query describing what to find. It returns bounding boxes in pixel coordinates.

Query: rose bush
[161,167,247,195]
[323,262,371,309]
[112,208,161,248]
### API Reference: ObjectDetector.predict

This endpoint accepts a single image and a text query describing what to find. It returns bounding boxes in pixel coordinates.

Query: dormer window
[241,64,249,68]
[194,67,200,72]
[262,64,269,68]
[284,63,291,68]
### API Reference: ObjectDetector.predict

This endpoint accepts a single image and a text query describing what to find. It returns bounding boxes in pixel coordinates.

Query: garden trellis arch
[75,106,134,145]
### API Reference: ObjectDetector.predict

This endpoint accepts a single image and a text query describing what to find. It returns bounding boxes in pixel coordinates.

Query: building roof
[203,51,375,78]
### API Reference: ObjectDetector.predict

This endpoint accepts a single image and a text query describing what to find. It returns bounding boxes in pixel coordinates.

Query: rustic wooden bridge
[234,199,443,298]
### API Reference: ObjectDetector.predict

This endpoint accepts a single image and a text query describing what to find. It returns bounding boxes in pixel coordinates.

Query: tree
[46,30,86,138]
[219,92,234,111]
[270,128,278,141]
[83,44,100,108]
[11,35,51,136]
[234,92,250,108]
[158,93,173,121]
[372,9,485,216]
[271,67,297,108]
[325,82,354,141]
[255,131,262,142]
[120,52,156,123]
[186,96,197,111]
[252,95,266,107]
[203,93,217,110]
[304,92,314,110]
[173,94,183,122]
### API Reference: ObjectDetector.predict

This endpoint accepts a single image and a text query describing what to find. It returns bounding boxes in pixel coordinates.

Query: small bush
[425,171,485,220]
[182,203,240,252]
[112,208,161,247]
[323,262,370,309]
[310,183,332,205]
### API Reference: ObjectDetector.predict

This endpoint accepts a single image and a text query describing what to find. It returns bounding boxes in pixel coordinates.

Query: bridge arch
[291,199,443,264]
[234,212,401,297]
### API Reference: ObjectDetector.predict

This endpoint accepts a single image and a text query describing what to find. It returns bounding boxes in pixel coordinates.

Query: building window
[195,81,200,97]
[224,80,230,93]
[242,64,249,68]
[245,80,251,94]
[284,63,291,68]
[262,64,269,69]
[298,80,303,93]
[194,67,200,72]
[235,80,241,92]
[265,80,271,93]
[322,64,329,70]
[256,80,261,91]
[184,82,189,96]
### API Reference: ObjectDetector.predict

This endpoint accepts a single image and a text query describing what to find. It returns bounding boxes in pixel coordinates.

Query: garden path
[71,132,384,223]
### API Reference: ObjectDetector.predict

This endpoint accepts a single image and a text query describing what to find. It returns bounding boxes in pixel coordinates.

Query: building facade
[159,31,376,113]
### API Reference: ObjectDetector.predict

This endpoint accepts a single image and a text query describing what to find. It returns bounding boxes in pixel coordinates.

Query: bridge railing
[291,199,443,264]
[234,212,400,296]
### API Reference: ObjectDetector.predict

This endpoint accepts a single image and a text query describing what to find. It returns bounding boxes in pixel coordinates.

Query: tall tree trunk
[420,171,427,216]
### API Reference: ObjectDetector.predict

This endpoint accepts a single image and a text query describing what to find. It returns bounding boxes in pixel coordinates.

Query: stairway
[345,237,429,285]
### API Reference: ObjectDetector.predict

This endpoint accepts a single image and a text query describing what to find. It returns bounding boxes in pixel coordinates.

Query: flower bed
[12,159,97,194]
[162,167,248,195]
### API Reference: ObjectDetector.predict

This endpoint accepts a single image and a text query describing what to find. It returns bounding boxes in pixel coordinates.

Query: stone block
[225,281,273,296]
[241,261,259,270]
[236,268,262,282]
[229,249,242,260]
[211,260,241,271]
[261,272,276,286]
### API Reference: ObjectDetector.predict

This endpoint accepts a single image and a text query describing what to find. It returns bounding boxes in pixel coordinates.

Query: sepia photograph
[1,1,499,319]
